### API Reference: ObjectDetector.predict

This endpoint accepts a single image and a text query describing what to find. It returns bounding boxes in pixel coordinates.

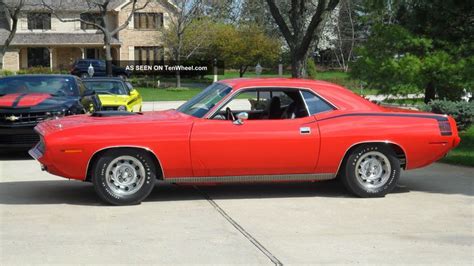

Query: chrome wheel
[355,151,391,190]
[105,156,146,196]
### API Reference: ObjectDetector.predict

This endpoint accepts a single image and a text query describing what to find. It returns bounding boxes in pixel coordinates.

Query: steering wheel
[225,107,235,121]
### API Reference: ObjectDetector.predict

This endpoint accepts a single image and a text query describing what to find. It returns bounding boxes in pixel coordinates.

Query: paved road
[0,152,472,265]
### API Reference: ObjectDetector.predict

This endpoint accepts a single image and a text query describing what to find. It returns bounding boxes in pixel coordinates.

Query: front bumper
[0,126,39,148]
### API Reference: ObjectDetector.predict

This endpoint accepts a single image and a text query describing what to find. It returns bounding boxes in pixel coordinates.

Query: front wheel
[340,144,400,197]
[92,149,156,205]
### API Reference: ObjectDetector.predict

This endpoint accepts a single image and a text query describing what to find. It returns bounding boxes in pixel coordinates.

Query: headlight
[117,105,127,111]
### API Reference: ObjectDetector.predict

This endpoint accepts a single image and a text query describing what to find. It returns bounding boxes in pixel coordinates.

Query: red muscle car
[29,78,461,205]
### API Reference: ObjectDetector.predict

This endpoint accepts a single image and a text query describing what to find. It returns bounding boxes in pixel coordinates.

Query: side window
[301,90,334,114]
[214,89,309,120]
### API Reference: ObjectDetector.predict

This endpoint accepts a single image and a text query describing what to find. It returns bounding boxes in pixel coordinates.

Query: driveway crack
[194,186,283,266]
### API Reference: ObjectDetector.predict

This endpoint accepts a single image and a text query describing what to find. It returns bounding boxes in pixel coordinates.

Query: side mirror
[129,89,138,96]
[83,89,95,97]
[233,112,248,125]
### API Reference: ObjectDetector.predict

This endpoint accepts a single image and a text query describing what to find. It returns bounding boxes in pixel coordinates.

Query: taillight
[438,120,452,136]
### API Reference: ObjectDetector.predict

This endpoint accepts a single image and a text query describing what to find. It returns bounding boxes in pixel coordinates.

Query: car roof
[219,78,336,90]
[0,74,77,79]
[217,78,381,111]
[82,77,125,82]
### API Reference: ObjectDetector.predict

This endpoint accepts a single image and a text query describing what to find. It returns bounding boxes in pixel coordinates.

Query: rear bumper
[0,126,39,148]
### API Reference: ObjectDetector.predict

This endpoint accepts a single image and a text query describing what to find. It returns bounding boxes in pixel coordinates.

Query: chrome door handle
[300,127,311,134]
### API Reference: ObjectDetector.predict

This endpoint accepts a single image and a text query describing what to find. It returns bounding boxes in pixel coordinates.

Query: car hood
[97,94,129,105]
[0,93,77,111]
[35,109,194,135]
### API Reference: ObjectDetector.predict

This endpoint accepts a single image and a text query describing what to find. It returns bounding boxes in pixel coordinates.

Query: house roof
[0,30,120,46]
[1,0,127,12]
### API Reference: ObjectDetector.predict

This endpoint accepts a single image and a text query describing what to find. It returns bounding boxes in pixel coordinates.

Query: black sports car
[0,74,98,149]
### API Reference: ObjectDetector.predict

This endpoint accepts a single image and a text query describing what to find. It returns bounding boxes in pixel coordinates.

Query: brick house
[0,0,177,71]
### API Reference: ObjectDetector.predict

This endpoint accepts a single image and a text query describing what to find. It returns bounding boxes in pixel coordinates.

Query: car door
[189,89,321,177]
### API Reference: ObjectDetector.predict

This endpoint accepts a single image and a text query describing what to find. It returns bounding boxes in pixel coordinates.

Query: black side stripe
[12,93,27,108]
[317,113,449,122]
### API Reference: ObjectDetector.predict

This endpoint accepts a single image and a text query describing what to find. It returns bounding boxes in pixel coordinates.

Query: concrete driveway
[0,152,472,265]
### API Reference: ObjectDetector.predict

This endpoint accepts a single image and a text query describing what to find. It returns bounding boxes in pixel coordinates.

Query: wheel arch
[336,141,407,176]
[85,146,164,182]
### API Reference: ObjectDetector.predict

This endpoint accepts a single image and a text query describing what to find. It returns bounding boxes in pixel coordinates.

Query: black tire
[340,144,400,197]
[92,148,156,205]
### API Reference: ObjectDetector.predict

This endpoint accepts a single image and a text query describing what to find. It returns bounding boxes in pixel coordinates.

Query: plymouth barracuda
[29,78,461,205]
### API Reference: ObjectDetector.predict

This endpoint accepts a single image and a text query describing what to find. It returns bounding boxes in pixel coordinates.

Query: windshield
[0,76,79,96]
[84,80,129,95]
[177,83,232,118]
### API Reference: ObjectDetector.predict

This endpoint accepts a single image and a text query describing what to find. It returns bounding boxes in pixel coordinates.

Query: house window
[134,46,164,64]
[80,13,104,30]
[27,13,51,30]
[27,48,50,68]
[133,13,163,30]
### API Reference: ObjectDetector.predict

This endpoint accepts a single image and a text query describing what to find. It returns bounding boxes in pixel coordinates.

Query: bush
[17,67,68,75]
[421,100,474,131]
[0,69,15,77]
[306,59,317,79]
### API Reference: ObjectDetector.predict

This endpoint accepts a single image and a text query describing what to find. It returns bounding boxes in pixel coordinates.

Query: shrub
[17,67,68,75]
[306,59,317,79]
[421,100,474,131]
[0,69,15,77]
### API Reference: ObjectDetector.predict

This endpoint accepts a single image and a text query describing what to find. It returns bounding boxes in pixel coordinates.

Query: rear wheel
[340,144,400,197]
[92,149,156,205]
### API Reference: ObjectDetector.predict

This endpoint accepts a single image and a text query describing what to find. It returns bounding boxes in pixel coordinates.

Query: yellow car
[83,78,142,112]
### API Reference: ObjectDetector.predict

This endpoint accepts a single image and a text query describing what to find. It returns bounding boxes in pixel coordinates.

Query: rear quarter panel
[315,111,455,173]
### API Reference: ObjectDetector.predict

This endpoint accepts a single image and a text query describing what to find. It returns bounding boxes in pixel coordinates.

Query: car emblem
[5,115,20,122]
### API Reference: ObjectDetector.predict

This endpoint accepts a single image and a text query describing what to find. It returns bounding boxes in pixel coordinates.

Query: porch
[17,46,120,71]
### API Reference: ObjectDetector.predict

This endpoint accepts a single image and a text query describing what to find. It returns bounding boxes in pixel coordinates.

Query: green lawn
[441,126,474,167]
[382,98,425,106]
[208,70,292,79]
[136,87,202,101]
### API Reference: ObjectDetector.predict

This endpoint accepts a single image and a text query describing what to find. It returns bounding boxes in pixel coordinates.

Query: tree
[199,0,238,23]
[351,24,469,102]
[0,0,27,69]
[211,23,280,77]
[41,0,150,76]
[265,0,340,77]
[332,0,355,72]
[159,0,203,88]
[352,0,473,102]
[164,17,213,59]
